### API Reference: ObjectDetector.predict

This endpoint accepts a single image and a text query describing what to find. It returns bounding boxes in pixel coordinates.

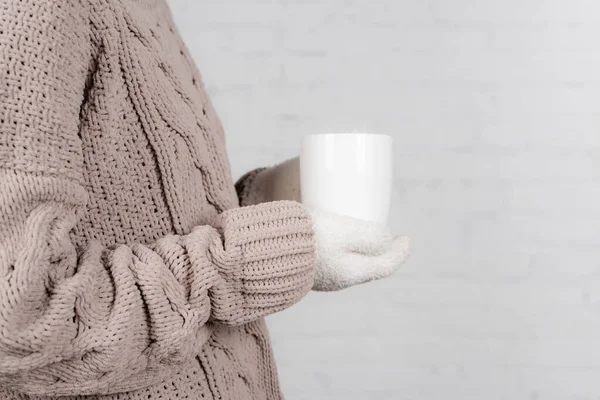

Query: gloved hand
[310,209,410,291]
[236,157,411,291]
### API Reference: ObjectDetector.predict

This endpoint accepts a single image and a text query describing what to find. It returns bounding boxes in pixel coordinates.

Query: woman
[0,0,410,399]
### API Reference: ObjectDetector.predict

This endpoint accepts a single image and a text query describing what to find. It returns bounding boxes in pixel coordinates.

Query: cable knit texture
[0,0,316,399]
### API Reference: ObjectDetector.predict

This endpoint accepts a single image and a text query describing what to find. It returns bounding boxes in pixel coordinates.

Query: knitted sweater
[0,0,316,399]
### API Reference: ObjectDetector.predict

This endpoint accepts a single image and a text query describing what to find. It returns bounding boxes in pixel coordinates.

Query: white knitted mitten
[236,157,411,291]
[310,209,410,291]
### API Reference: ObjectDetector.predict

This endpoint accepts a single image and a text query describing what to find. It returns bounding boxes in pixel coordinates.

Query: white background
[170,1,600,399]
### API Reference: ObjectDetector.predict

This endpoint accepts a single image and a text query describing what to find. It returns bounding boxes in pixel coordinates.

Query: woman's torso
[1,0,282,399]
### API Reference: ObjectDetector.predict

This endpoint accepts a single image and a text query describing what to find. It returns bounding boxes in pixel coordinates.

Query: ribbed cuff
[213,201,316,325]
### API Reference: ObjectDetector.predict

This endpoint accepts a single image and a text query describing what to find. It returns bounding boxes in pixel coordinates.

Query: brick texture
[170,1,600,399]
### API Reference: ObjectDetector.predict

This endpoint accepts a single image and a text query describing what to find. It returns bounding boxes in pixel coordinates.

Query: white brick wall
[169,1,600,399]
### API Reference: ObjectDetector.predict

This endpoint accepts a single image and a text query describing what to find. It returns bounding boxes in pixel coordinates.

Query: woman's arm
[0,1,314,396]
[236,167,269,206]
[236,158,301,206]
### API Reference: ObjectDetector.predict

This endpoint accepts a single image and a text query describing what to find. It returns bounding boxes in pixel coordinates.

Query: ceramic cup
[300,133,393,225]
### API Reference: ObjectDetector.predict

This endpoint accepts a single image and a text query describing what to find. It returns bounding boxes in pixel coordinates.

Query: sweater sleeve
[235,167,269,206]
[235,158,301,207]
[0,1,315,397]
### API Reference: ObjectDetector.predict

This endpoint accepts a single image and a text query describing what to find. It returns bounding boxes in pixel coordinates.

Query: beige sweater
[0,0,316,399]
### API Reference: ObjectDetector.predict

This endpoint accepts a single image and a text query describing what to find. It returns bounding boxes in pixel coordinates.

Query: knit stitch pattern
[0,0,316,398]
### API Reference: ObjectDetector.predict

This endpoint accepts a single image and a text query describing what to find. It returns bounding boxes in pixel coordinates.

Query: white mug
[300,133,393,225]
